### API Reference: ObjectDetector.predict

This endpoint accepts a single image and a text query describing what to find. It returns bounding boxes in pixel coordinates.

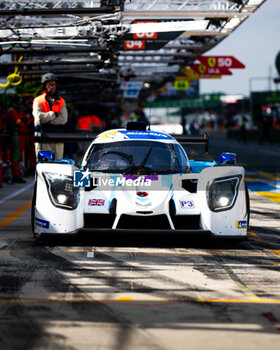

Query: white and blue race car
[32,122,249,240]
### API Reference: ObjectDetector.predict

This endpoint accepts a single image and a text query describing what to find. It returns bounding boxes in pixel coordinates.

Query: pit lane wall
[227,129,280,143]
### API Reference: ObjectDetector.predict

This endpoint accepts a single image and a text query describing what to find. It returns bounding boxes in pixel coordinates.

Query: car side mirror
[219,153,236,165]
[38,150,55,162]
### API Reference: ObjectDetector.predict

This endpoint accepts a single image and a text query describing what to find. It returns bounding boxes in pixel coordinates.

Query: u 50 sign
[196,56,245,69]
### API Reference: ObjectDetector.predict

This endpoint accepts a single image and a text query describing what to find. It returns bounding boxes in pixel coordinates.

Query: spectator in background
[239,116,248,144]
[76,112,102,134]
[0,110,10,185]
[76,110,102,163]
[22,98,36,174]
[64,103,79,159]
[181,114,187,135]
[104,110,121,130]
[189,120,199,136]
[135,105,150,128]
[33,73,68,159]
[259,106,273,145]
[7,98,26,183]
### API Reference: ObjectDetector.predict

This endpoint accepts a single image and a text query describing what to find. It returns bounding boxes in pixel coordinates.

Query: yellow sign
[174,80,189,90]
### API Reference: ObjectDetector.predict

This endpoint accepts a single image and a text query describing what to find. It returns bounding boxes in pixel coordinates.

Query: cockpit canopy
[86,140,190,174]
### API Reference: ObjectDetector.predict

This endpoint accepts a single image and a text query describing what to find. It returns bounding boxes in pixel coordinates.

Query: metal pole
[0,47,106,55]
[0,7,115,16]
[0,59,102,67]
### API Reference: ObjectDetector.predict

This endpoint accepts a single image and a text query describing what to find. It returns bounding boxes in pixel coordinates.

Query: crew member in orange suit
[76,114,102,133]
[77,114,93,132]
[76,112,101,161]
[33,73,68,159]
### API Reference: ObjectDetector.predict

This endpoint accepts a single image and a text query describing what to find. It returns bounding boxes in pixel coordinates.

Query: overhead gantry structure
[0,0,267,103]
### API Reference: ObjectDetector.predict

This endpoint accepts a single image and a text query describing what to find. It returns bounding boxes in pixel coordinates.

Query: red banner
[196,56,245,69]
[133,21,157,39]
[190,64,232,76]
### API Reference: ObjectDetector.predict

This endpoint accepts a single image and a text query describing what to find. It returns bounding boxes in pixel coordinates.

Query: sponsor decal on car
[123,130,173,140]
[94,177,152,187]
[236,220,247,229]
[124,174,158,182]
[35,217,50,229]
[97,130,129,140]
[73,170,91,187]
[88,199,105,206]
[137,191,149,198]
[180,200,195,209]
[96,130,173,141]
[74,171,152,188]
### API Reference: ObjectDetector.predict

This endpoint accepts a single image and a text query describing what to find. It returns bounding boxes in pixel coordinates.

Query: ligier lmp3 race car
[32,122,249,240]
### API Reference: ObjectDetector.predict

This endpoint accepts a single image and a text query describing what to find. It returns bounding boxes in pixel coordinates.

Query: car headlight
[43,172,79,210]
[207,175,241,212]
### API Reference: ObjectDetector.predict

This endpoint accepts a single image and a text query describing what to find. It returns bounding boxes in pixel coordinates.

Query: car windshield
[86,140,190,174]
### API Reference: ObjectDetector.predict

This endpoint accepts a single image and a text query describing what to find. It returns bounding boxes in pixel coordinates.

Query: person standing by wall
[259,106,273,145]
[33,73,68,159]
[7,98,26,183]
[239,115,248,144]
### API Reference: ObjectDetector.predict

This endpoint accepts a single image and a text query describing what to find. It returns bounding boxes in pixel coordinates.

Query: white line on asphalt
[0,181,34,205]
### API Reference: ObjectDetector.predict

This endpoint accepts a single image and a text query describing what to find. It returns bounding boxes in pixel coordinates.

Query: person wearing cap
[32,73,68,159]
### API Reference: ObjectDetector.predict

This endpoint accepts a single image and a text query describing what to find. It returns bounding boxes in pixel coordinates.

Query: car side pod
[219,153,236,165]
[38,150,55,162]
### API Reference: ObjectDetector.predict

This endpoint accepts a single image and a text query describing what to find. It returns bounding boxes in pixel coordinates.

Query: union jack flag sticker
[88,199,105,206]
